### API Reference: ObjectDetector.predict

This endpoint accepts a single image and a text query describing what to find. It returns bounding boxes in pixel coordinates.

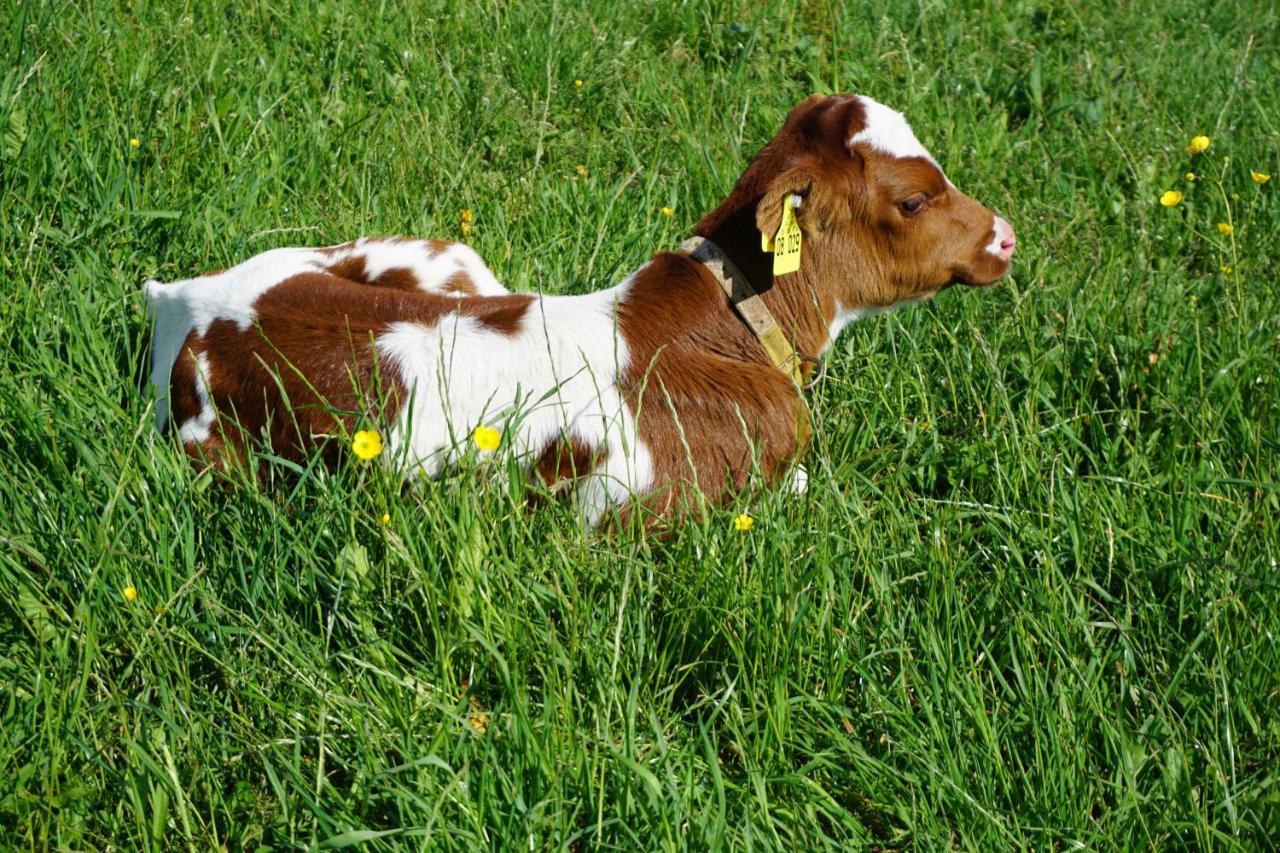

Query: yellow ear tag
[769,195,802,275]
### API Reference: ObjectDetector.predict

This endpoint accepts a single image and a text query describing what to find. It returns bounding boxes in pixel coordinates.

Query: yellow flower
[460,208,473,238]
[732,513,754,532]
[128,138,140,149]
[661,206,675,217]
[468,710,490,733]
[1220,265,1232,274]
[1216,222,1233,235]
[1159,190,1183,207]
[379,512,390,526]
[1186,135,1210,154]
[472,425,501,452]
[1251,171,1270,184]
[122,585,137,602]
[352,429,383,461]
[575,164,588,177]
[1184,172,1195,182]
[574,79,583,89]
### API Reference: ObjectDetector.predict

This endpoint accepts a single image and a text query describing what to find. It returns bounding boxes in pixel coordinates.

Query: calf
[146,94,1015,525]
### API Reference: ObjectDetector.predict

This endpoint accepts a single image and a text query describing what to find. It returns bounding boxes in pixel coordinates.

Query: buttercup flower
[1217,222,1233,235]
[128,138,140,149]
[732,513,754,532]
[352,429,383,461]
[460,208,474,238]
[469,709,490,733]
[574,79,583,89]
[1159,190,1183,207]
[661,206,675,217]
[122,585,137,602]
[472,425,501,452]
[575,164,588,177]
[1220,265,1232,274]
[1184,172,1195,181]
[379,512,391,525]
[1251,171,1270,184]
[1186,135,1210,154]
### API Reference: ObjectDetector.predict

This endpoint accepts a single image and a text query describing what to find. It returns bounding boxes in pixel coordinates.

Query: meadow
[2,0,1278,847]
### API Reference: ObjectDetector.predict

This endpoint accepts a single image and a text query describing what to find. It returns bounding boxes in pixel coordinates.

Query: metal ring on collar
[798,354,825,390]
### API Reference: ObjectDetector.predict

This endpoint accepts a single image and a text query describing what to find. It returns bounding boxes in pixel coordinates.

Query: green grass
[2,0,1278,847]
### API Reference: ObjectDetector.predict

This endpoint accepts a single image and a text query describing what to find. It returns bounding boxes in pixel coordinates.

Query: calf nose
[992,216,1016,261]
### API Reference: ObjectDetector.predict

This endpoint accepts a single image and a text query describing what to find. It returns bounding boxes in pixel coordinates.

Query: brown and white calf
[146,94,1014,525]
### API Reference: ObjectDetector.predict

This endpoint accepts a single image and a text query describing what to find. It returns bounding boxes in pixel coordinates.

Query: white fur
[340,238,508,296]
[377,275,654,526]
[176,353,216,444]
[986,216,1013,258]
[823,299,920,353]
[849,95,943,173]
[789,464,808,495]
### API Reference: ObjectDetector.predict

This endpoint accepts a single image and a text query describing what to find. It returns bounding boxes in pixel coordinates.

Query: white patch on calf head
[848,95,943,174]
[985,215,1014,258]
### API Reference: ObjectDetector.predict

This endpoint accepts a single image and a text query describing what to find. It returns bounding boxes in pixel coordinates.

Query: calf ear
[756,169,815,242]
[756,167,850,239]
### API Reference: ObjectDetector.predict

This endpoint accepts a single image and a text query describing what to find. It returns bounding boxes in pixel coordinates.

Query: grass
[2,0,1278,847]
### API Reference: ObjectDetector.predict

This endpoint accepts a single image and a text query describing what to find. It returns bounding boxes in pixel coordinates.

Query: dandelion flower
[1217,222,1233,235]
[122,585,137,602]
[1184,172,1195,182]
[732,512,754,532]
[1159,190,1183,207]
[128,138,140,149]
[1251,171,1270,184]
[472,425,501,452]
[460,208,474,238]
[575,164,588,177]
[352,429,383,461]
[661,206,675,217]
[1186,135,1210,154]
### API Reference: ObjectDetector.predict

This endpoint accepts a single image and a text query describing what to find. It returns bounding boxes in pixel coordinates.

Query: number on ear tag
[771,195,802,275]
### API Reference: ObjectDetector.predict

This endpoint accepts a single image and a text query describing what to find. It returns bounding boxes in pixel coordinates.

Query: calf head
[703,94,1015,331]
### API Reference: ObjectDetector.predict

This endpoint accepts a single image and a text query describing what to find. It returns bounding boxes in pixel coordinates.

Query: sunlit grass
[1,0,1277,847]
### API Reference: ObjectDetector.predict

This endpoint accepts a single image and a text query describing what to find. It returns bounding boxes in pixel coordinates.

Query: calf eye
[897,195,928,217]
